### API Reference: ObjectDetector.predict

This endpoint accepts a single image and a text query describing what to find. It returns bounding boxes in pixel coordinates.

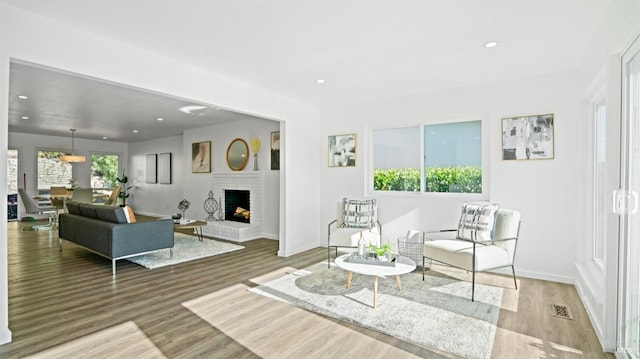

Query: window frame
[366,115,489,200]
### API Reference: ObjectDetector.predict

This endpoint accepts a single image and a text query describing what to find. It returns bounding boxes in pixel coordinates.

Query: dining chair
[71,187,93,204]
[103,186,121,206]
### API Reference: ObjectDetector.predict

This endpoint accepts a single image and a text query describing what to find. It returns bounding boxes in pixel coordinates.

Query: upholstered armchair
[327,198,382,268]
[423,203,521,301]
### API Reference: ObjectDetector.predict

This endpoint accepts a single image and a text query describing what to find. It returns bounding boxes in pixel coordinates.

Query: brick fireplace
[203,173,263,242]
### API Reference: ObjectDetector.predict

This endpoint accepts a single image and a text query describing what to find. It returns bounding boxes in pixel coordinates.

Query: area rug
[127,233,244,269]
[249,262,503,359]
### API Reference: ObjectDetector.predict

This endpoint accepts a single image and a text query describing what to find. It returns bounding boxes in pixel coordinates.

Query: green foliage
[91,154,119,188]
[373,168,421,192]
[116,169,133,206]
[368,242,396,256]
[373,166,482,193]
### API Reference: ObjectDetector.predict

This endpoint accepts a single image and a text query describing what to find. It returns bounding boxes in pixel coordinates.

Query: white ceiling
[3,0,636,142]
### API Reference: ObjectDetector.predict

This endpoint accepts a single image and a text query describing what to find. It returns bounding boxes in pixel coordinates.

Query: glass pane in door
[619,37,640,357]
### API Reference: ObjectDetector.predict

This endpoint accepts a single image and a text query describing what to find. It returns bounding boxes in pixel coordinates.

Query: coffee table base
[345,271,403,308]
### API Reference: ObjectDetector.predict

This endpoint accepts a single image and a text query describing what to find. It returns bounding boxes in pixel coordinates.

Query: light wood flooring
[0,220,612,358]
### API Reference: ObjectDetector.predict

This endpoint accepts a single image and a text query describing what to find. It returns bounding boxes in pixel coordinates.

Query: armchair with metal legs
[423,207,521,301]
[17,188,58,230]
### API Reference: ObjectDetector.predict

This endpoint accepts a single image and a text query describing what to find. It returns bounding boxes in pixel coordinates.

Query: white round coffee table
[334,254,417,308]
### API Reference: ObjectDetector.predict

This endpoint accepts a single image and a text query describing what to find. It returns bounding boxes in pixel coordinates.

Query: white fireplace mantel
[203,172,264,242]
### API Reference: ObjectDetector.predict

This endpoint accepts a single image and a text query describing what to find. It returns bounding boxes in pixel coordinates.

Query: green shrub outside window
[373,166,481,193]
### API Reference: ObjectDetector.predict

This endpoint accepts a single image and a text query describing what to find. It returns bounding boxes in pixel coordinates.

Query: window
[91,153,120,204]
[373,126,420,192]
[371,118,485,195]
[424,121,482,193]
[37,150,73,195]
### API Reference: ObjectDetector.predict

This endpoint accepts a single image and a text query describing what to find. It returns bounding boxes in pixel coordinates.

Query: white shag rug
[127,233,244,269]
[249,262,503,359]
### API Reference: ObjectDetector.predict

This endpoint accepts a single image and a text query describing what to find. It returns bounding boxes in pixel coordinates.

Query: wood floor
[0,220,612,358]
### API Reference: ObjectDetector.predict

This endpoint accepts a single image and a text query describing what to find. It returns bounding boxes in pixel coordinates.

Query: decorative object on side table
[116,169,133,206]
[178,199,191,224]
[203,190,222,221]
[251,137,261,171]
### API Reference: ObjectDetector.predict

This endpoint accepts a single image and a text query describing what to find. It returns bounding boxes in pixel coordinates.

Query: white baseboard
[0,327,12,345]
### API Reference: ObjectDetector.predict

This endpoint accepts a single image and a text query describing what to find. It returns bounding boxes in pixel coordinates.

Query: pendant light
[60,128,86,163]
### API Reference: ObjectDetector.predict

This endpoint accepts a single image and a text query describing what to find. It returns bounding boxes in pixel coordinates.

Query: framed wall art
[270,131,280,170]
[158,152,172,184]
[192,141,211,173]
[145,154,157,184]
[328,133,357,167]
[501,113,554,160]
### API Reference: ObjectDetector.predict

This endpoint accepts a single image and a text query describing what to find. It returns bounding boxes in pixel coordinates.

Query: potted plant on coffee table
[368,242,396,261]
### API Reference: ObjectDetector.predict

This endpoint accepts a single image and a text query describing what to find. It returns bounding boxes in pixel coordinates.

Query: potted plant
[368,242,396,261]
[116,169,133,206]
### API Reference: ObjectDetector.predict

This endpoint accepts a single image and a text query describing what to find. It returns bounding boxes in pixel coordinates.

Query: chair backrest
[50,186,68,197]
[18,188,43,213]
[492,209,521,263]
[71,187,93,204]
[104,186,121,206]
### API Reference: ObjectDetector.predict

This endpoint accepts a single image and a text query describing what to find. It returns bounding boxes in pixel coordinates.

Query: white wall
[126,118,281,239]
[0,2,321,345]
[181,118,281,239]
[127,135,183,216]
[8,132,128,216]
[321,71,583,284]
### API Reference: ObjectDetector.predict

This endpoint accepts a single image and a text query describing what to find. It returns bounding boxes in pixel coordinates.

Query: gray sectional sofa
[58,201,174,275]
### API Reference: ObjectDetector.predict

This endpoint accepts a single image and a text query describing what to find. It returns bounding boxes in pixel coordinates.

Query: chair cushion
[340,198,376,228]
[457,202,499,242]
[329,227,381,248]
[424,239,510,271]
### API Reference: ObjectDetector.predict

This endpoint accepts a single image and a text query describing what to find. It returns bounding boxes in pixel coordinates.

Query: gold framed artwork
[501,113,554,160]
[192,141,211,173]
[328,133,356,167]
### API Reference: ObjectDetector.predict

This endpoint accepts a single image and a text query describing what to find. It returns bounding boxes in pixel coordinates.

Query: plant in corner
[116,169,133,206]
[368,242,396,261]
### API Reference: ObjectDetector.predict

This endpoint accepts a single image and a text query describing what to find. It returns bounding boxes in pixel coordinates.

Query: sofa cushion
[78,203,99,219]
[66,201,81,215]
[457,202,499,242]
[95,206,128,224]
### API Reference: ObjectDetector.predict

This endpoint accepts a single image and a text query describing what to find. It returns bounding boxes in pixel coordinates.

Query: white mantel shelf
[204,172,264,242]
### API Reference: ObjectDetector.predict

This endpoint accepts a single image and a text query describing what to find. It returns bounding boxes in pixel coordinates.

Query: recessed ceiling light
[102,136,108,140]
[316,79,325,84]
[484,41,499,48]
[157,117,164,121]
[18,95,28,99]
[21,116,29,120]
[132,129,139,133]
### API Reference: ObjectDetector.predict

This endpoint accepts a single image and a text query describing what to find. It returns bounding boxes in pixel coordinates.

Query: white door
[618,35,640,357]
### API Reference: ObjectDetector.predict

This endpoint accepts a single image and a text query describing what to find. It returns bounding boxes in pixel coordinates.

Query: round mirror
[226,138,249,171]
